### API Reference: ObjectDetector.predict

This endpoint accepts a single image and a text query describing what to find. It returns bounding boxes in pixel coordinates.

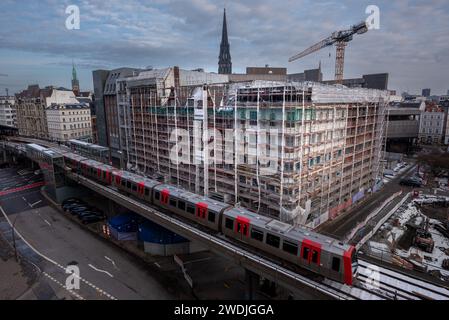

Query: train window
[208,211,216,223]
[282,241,298,255]
[302,247,310,260]
[132,184,137,192]
[251,229,264,242]
[266,233,280,248]
[145,188,149,196]
[121,180,126,186]
[155,191,160,200]
[332,257,340,272]
[169,199,177,207]
[177,200,185,210]
[225,218,234,230]
[311,250,319,264]
[187,206,195,215]
[127,181,131,189]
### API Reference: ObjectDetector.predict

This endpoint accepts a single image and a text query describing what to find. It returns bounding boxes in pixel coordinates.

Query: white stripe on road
[44,219,51,226]
[104,256,119,270]
[88,264,114,278]
[30,200,42,208]
[0,205,116,300]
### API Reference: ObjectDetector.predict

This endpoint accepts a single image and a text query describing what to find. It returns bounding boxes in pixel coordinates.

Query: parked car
[62,198,84,206]
[68,206,93,214]
[77,211,104,219]
[400,178,422,187]
[80,215,106,225]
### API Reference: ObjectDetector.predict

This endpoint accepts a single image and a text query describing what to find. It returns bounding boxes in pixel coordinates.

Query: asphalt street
[0,167,179,300]
[318,164,418,239]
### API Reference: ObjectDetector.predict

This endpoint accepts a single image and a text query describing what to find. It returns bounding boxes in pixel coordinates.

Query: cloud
[0,0,448,94]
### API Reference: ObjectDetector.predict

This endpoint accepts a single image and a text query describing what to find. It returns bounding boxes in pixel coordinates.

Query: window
[144,188,149,196]
[311,250,319,264]
[186,206,195,215]
[332,257,341,272]
[282,240,298,255]
[251,228,264,241]
[177,200,185,211]
[208,211,216,223]
[302,247,310,260]
[126,181,131,189]
[121,179,125,186]
[132,184,137,192]
[154,191,160,200]
[225,218,234,230]
[169,199,177,207]
[266,233,280,248]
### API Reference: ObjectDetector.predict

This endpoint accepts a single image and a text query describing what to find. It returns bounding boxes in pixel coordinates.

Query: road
[0,166,180,300]
[318,164,418,239]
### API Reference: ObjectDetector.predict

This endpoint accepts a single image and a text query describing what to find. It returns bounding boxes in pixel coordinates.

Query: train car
[80,159,116,185]
[62,152,88,171]
[152,184,231,231]
[222,207,357,285]
[114,170,160,203]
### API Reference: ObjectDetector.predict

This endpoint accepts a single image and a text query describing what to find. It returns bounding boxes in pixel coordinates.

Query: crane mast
[289,21,368,83]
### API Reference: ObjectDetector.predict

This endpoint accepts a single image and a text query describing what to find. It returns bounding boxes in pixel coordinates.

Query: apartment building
[0,95,16,128]
[114,68,388,228]
[15,85,80,139]
[419,102,445,144]
[46,103,92,142]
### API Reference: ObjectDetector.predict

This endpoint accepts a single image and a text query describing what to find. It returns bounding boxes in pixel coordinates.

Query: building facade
[0,96,16,128]
[419,102,444,144]
[15,85,49,139]
[46,103,92,142]
[16,85,79,140]
[114,69,388,228]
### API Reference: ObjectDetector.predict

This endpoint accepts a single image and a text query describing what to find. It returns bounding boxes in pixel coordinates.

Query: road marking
[30,200,42,208]
[104,256,119,270]
[88,264,114,278]
[44,219,51,226]
[43,272,85,300]
[154,262,161,268]
[0,205,117,300]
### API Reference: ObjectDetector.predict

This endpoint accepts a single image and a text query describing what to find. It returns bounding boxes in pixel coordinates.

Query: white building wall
[0,96,16,127]
[46,105,92,142]
[419,111,444,144]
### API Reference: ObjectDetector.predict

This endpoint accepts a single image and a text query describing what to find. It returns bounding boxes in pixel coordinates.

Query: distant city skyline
[0,0,448,95]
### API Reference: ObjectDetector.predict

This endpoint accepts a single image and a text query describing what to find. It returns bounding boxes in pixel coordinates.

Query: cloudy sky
[0,0,448,95]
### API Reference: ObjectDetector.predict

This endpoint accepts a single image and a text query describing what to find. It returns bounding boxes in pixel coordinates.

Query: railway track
[356,259,449,300]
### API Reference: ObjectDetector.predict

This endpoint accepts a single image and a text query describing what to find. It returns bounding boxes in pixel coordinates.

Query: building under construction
[114,67,389,228]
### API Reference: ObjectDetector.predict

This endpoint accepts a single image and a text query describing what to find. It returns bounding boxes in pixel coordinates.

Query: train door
[161,189,169,206]
[196,202,208,221]
[137,182,145,197]
[235,216,250,241]
[300,239,322,272]
[115,173,121,186]
[106,171,112,184]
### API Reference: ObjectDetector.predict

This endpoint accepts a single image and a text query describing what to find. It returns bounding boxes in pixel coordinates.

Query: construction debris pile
[368,194,449,281]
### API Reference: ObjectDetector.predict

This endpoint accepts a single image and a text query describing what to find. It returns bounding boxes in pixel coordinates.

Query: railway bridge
[2,137,449,300]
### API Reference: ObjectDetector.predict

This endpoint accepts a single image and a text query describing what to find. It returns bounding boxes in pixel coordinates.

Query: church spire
[72,62,78,81]
[218,8,232,74]
[71,61,80,96]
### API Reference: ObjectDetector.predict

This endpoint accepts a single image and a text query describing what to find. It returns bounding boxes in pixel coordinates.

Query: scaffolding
[118,76,389,228]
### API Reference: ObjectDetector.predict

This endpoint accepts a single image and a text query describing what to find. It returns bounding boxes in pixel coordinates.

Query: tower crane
[289,21,368,83]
